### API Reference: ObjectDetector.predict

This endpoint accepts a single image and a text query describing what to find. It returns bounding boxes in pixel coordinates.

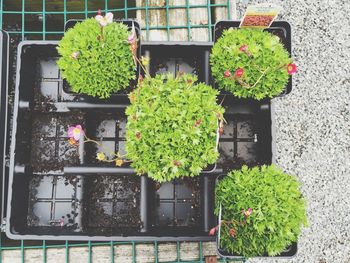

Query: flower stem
[251,66,270,89]
[134,55,151,78]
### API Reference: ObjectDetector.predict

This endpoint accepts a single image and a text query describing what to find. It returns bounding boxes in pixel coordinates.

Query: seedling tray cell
[6,41,276,241]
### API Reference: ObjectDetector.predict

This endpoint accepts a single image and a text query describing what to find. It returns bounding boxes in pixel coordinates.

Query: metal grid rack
[0,0,233,41]
[0,0,243,262]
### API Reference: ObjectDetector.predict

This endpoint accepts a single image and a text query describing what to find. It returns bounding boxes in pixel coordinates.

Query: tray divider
[140,175,148,233]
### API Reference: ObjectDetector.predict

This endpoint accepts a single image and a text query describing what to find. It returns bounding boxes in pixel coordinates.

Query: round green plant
[215,165,307,257]
[125,73,224,182]
[57,17,136,98]
[210,29,295,100]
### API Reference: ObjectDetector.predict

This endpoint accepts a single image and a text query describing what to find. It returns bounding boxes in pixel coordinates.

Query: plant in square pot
[213,165,307,259]
[57,11,139,99]
[125,73,225,182]
[210,21,296,100]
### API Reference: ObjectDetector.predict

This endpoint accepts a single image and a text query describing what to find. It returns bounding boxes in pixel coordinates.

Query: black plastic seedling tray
[5,41,275,241]
[213,21,292,97]
[0,30,9,229]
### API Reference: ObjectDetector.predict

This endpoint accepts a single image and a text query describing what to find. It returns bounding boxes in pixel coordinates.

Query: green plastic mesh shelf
[0,0,233,41]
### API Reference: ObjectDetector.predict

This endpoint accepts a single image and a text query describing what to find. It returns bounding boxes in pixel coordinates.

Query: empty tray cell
[237,119,256,138]
[146,44,208,82]
[218,142,235,166]
[85,111,127,164]
[40,81,59,101]
[237,142,258,164]
[40,58,59,79]
[153,58,197,76]
[27,175,81,229]
[118,118,127,138]
[220,119,234,139]
[154,178,201,227]
[34,56,61,104]
[30,113,85,172]
[83,175,141,232]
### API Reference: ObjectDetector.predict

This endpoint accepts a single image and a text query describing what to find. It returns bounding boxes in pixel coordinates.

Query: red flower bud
[194,119,202,127]
[239,45,248,52]
[173,160,182,167]
[136,132,141,139]
[234,68,244,78]
[229,228,236,237]
[224,70,231,78]
[208,226,219,236]
[219,120,224,136]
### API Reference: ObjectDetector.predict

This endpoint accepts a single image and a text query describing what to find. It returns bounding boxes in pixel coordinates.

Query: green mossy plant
[125,73,224,182]
[215,165,307,257]
[210,29,294,100]
[57,18,136,98]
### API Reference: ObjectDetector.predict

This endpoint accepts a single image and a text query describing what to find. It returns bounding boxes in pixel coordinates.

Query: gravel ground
[236,0,350,262]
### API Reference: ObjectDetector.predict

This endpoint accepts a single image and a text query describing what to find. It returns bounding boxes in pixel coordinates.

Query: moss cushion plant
[125,73,225,182]
[210,28,297,100]
[57,12,137,98]
[214,165,307,257]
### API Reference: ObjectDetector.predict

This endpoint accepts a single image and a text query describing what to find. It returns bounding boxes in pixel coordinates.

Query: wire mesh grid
[0,0,233,41]
[0,0,244,262]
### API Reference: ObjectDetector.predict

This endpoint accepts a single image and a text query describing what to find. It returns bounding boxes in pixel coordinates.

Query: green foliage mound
[57,18,135,98]
[215,165,307,257]
[125,74,224,182]
[210,29,292,100]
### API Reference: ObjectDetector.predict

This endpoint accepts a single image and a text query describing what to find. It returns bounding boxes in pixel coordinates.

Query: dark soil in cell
[29,112,85,173]
[82,175,141,235]
[27,175,82,231]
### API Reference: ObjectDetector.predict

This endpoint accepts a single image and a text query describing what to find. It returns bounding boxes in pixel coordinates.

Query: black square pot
[213,20,293,97]
[215,174,298,259]
[61,19,141,99]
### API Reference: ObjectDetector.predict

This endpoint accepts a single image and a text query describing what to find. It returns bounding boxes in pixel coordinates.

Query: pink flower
[243,208,253,217]
[234,68,244,78]
[239,45,248,52]
[208,226,219,236]
[128,22,137,44]
[95,12,113,27]
[68,125,84,141]
[287,63,297,75]
[223,70,231,78]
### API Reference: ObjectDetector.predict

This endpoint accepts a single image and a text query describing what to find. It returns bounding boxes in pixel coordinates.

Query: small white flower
[95,12,113,27]
[70,51,80,59]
